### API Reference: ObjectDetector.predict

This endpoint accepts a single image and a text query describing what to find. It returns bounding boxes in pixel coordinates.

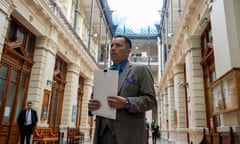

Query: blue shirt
[112,59,128,77]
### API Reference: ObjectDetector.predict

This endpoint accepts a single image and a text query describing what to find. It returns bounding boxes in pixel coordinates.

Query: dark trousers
[152,134,157,144]
[20,125,33,144]
[98,126,118,144]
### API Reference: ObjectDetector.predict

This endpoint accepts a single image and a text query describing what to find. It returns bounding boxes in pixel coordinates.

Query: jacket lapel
[118,62,132,94]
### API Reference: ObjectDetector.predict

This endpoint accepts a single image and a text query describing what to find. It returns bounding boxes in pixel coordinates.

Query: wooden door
[48,56,67,133]
[76,76,84,128]
[200,22,218,132]
[0,16,35,143]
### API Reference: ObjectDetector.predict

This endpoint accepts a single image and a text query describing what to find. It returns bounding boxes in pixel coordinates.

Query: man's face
[27,103,32,110]
[110,37,131,65]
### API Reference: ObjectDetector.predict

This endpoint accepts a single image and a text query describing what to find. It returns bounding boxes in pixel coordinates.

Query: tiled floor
[84,135,161,144]
[148,136,161,144]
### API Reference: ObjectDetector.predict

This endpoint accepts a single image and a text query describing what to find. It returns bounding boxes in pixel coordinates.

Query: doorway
[0,17,35,143]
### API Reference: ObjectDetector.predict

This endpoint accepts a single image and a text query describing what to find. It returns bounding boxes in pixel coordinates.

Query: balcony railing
[130,56,158,65]
[43,0,97,65]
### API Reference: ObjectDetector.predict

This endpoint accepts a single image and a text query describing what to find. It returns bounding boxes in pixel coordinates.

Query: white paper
[93,69,118,119]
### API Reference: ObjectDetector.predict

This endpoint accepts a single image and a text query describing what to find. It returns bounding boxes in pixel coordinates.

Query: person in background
[151,120,159,144]
[17,101,38,144]
[146,118,150,144]
[88,35,157,144]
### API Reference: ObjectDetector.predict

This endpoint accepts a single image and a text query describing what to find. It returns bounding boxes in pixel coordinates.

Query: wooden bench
[32,127,59,144]
[67,127,84,144]
[199,127,234,144]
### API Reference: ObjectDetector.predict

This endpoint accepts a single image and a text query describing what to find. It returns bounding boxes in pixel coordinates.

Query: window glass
[15,74,26,121]
[0,65,8,108]
[27,36,35,54]
[3,70,18,121]
[8,22,17,41]
[16,29,25,44]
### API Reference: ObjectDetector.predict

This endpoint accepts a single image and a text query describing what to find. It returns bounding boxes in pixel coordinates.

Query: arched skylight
[107,0,162,35]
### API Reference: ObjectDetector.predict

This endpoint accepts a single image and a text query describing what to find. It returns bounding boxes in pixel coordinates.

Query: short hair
[27,101,32,105]
[113,35,132,49]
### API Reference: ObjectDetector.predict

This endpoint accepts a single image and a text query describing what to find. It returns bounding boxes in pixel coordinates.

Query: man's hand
[107,96,126,109]
[88,99,101,111]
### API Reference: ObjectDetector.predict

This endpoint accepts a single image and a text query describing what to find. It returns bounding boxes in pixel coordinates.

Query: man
[151,120,159,144]
[17,101,38,144]
[88,35,157,144]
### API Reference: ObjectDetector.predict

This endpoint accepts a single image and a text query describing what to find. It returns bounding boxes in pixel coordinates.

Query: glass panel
[27,36,35,53]
[8,22,17,41]
[11,70,18,82]
[50,89,58,125]
[56,90,63,125]
[211,71,216,81]
[0,65,8,108]
[16,29,25,44]
[15,74,26,121]
[208,31,212,41]
[203,37,207,50]
[212,84,223,111]
[107,0,160,36]
[215,115,221,127]
[0,79,6,108]
[3,70,18,121]
[0,65,8,77]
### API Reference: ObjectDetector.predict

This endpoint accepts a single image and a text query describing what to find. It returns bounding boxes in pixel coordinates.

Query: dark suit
[17,108,38,144]
[93,62,157,144]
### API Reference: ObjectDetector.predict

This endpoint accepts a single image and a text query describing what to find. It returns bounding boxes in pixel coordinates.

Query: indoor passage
[0,0,239,144]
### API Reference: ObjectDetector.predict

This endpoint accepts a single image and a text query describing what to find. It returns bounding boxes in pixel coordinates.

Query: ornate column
[185,35,206,143]
[29,36,57,126]
[162,88,168,140]
[61,63,81,127]
[80,79,93,140]
[167,76,176,142]
[173,64,188,143]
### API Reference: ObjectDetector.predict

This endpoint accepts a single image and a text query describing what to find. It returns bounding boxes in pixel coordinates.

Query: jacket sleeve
[126,65,157,113]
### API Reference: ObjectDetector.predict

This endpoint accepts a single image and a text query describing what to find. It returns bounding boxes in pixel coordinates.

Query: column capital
[173,64,184,75]
[67,63,81,74]
[35,36,57,56]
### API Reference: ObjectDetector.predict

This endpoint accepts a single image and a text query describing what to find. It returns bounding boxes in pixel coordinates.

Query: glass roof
[104,0,163,37]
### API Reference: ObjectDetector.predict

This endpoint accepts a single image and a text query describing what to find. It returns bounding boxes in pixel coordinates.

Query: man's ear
[127,48,132,54]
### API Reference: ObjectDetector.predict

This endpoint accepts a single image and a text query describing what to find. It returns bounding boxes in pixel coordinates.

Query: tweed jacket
[93,62,157,144]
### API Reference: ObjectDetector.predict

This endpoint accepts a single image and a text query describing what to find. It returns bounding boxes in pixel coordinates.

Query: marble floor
[84,135,161,144]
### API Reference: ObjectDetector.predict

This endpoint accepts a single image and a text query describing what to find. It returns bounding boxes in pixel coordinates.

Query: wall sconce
[47,80,55,87]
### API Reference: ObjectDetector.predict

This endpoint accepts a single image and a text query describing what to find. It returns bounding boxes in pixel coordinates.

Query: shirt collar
[113,59,128,72]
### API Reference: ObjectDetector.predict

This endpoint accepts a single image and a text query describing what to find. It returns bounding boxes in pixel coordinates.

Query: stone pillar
[173,64,188,143]
[28,36,57,127]
[80,79,93,140]
[185,35,206,143]
[159,94,164,136]
[187,35,206,127]
[162,88,168,140]
[61,63,81,127]
[167,77,176,143]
